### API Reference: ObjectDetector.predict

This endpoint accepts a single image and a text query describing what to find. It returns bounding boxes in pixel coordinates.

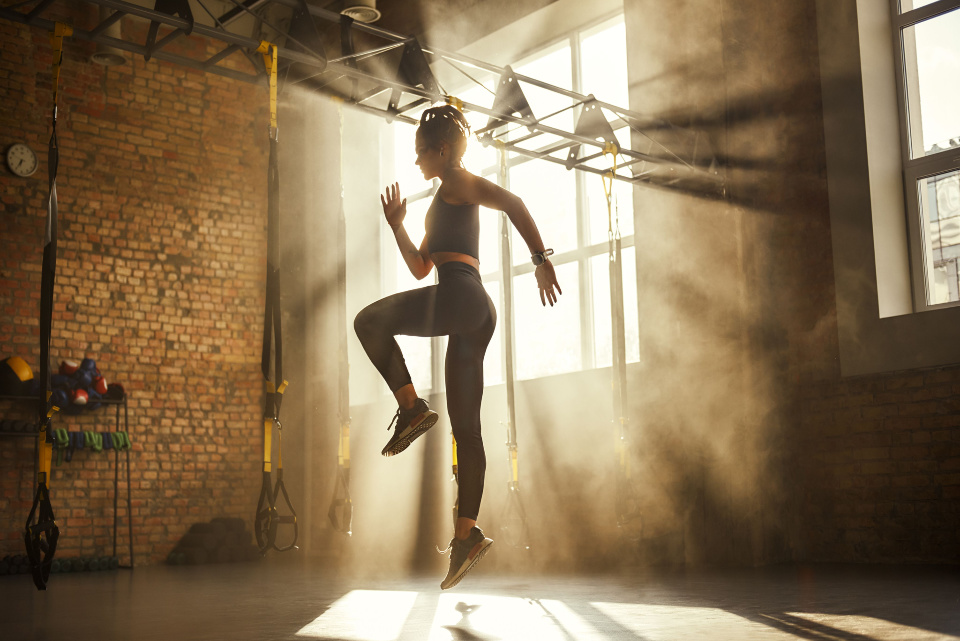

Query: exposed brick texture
[799,366,960,563]
[1,9,268,565]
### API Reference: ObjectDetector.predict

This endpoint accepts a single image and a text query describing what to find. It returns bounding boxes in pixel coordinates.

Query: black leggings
[354,261,497,521]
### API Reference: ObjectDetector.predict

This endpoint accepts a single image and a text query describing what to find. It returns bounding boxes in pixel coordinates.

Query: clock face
[6,143,38,177]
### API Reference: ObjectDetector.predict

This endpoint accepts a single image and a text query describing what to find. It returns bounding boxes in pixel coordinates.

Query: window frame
[890,0,960,311]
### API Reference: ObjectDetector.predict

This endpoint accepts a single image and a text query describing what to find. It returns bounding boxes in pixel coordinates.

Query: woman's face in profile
[415,136,445,180]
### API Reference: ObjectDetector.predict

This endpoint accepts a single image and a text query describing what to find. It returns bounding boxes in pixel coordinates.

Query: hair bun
[420,104,470,133]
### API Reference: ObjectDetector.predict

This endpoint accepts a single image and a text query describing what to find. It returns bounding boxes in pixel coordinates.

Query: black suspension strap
[602,144,642,542]
[496,143,529,550]
[253,40,298,554]
[24,21,72,591]
[328,131,353,535]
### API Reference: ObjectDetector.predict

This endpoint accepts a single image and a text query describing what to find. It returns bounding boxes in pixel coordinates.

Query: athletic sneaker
[381,398,438,457]
[440,526,494,590]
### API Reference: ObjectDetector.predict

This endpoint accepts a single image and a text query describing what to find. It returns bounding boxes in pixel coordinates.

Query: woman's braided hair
[417,104,470,163]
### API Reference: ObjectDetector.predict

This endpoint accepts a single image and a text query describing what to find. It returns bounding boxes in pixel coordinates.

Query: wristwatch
[531,249,554,266]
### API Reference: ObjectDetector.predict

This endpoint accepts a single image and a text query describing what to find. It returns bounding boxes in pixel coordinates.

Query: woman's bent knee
[354,306,376,341]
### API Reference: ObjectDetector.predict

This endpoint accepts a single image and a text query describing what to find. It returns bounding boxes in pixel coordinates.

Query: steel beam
[0,0,721,191]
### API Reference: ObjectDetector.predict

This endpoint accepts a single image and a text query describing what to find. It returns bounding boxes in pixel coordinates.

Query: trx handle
[255,417,298,552]
[25,407,61,590]
[255,471,299,552]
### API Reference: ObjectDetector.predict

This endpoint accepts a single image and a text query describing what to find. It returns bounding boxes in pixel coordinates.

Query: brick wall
[1,9,269,564]
[799,366,960,563]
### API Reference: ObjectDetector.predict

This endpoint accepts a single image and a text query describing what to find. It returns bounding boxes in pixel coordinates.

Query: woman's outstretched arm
[382,182,434,280]
[444,171,562,306]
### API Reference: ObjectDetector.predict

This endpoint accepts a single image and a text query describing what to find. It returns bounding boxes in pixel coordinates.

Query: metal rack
[0,0,722,195]
[0,395,135,568]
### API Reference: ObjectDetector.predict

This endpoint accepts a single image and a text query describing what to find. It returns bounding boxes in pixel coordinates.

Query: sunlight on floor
[427,593,605,641]
[296,590,418,640]
[592,602,778,640]
[294,589,960,641]
[784,612,960,641]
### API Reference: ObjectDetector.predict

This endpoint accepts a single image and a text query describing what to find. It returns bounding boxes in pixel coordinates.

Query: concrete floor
[2,560,959,640]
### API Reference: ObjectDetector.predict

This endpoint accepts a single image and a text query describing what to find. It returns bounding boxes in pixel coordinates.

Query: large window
[378,13,637,394]
[893,0,960,309]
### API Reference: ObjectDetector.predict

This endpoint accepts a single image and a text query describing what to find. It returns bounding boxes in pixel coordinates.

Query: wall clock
[5,143,38,177]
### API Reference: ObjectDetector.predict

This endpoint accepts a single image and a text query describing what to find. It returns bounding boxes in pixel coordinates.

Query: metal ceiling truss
[1,0,722,192]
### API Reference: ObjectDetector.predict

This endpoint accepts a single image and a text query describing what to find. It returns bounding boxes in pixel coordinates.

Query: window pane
[483,280,503,386]
[591,247,639,368]
[580,17,629,110]
[900,0,941,12]
[515,42,575,135]
[901,7,960,157]
[919,169,960,305]
[586,174,634,244]
[396,334,432,392]
[510,161,577,265]
[514,261,580,379]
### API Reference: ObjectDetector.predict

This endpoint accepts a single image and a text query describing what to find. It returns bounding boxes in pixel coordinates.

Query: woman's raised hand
[535,261,562,307]
[381,182,406,229]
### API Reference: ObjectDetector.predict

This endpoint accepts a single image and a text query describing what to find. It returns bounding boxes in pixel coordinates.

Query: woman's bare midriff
[431,251,480,270]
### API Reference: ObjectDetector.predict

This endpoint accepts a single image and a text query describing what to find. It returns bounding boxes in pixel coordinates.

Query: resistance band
[496,143,529,550]
[601,144,642,541]
[24,22,72,591]
[328,104,353,535]
[253,41,298,553]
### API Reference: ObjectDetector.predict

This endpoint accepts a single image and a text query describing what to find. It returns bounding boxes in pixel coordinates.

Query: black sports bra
[425,194,480,259]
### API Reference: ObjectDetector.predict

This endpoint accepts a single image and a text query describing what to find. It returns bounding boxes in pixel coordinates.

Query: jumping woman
[354,104,561,589]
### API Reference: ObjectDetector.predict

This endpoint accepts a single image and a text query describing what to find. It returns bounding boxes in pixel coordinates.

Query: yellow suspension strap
[436,433,459,552]
[450,434,459,529]
[328,103,352,536]
[25,22,72,591]
[328,421,352,535]
[253,41,298,553]
[602,144,642,542]
[496,142,529,550]
[444,95,464,112]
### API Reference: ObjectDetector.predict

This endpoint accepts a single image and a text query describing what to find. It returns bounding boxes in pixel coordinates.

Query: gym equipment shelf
[0,394,135,569]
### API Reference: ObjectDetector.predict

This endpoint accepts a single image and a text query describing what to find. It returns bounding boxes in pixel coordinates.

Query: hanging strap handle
[494,142,529,551]
[328,110,353,536]
[253,41,297,553]
[601,145,642,540]
[26,21,72,591]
